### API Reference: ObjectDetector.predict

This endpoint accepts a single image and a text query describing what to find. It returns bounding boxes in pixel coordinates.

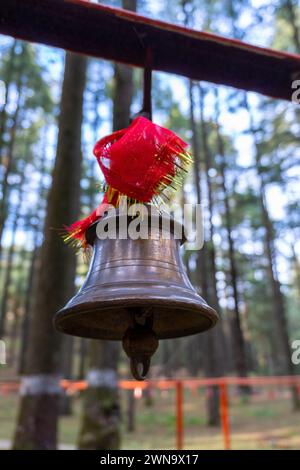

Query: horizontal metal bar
[1,376,300,393]
[0,0,300,100]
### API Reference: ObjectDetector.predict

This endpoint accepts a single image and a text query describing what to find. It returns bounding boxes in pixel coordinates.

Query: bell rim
[54,297,218,341]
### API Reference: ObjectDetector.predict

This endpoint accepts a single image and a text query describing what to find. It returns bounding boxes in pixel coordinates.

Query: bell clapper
[130,356,151,381]
[122,309,159,381]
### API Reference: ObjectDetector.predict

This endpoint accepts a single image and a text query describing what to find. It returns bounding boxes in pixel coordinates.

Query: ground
[0,386,299,449]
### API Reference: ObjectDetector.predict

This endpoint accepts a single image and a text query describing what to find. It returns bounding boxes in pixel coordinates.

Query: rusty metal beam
[0,0,300,100]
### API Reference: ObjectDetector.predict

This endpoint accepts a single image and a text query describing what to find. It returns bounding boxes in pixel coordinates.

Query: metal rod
[142,47,152,120]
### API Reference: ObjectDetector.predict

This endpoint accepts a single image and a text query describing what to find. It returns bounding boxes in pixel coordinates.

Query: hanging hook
[130,356,151,381]
[122,311,158,381]
[131,46,153,122]
[142,47,153,120]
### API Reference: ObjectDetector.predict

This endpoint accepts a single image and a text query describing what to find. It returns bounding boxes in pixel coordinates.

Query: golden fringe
[104,148,193,211]
[63,148,193,251]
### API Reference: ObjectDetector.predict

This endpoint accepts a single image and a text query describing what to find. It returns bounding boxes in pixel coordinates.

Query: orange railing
[1,376,300,450]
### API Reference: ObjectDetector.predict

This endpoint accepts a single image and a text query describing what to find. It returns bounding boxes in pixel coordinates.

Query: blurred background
[0,0,299,450]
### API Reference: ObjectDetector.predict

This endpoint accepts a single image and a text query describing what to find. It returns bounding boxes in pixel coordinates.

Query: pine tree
[77,0,136,450]
[13,52,87,449]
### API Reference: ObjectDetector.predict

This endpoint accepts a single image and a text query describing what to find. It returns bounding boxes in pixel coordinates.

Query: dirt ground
[0,385,299,450]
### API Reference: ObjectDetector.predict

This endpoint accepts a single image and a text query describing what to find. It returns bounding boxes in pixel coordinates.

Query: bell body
[55,208,218,341]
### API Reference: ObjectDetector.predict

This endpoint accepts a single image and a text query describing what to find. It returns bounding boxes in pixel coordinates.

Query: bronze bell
[54,206,218,380]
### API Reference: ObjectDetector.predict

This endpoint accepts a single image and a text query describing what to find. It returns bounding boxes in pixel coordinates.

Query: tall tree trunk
[18,129,51,374]
[244,95,300,409]
[77,338,88,379]
[213,88,249,384]
[0,79,22,254]
[18,245,39,375]
[0,216,18,337]
[8,245,27,369]
[77,340,121,450]
[0,135,30,337]
[0,40,18,166]
[283,0,300,53]
[8,305,21,369]
[112,0,136,132]
[127,389,136,433]
[290,241,300,301]
[189,81,222,426]
[59,336,74,415]
[13,52,87,449]
[77,0,136,450]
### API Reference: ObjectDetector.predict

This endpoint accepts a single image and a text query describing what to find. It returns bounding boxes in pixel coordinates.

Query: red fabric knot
[64,116,191,249]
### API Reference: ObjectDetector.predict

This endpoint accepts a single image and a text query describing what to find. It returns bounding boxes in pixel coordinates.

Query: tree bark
[0,216,18,337]
[18,126,50,373]
[189,80,223,426]
[77,0,136,450]
[13,52,87,449]
[290,241,300,301]
[0,40,17,166]
[77,338,88,380]
[0,136,30,337]
[18,149,48,374]
[283,0,300,53]
[244,94,300,409]
[213,88,249,387]
[77,340,121,450]
[127,389,136,433]
[0,75,22,254]
[59,336,74,415]
[18,246,38,375]
[112,0,136,132]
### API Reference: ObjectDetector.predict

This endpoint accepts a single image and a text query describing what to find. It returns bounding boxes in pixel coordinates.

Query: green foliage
[0,42,53,114]
[0,1,300,391]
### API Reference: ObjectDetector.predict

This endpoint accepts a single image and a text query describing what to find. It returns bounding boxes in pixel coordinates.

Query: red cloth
[65,116,189,248]
[94,116,187,202]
